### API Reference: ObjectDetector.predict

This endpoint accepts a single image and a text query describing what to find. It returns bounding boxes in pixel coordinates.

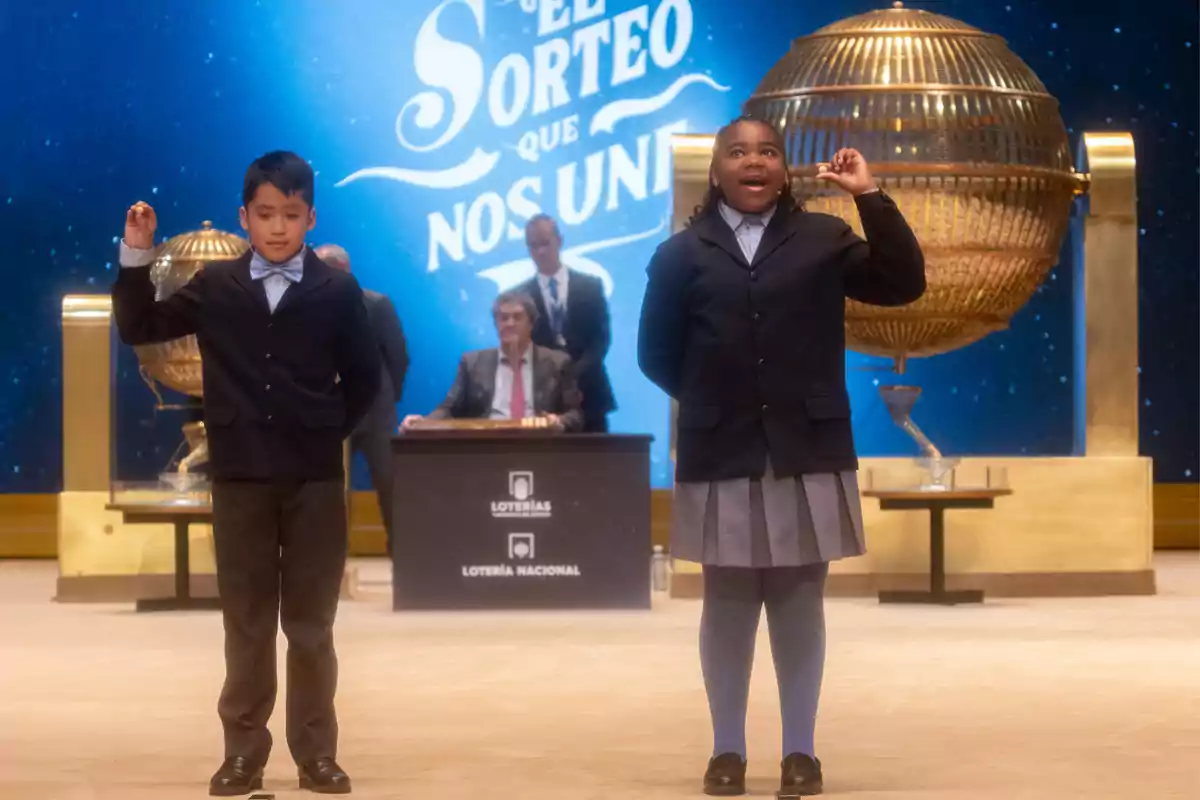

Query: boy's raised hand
[124,201,158,250]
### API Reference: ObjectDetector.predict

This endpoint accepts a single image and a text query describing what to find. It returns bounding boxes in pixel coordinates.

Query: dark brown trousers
[211,480,347,765]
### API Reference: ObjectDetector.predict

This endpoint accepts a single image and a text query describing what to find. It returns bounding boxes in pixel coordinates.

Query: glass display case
[863,460,1010,495]
[110,344,214,510]
[109,221,246,511]
[109,478,211,509]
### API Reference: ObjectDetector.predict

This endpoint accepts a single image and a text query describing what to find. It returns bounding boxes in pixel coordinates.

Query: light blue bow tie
[249,252,303,283]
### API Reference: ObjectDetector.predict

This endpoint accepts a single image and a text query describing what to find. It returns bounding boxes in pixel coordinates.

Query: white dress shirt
[718,202,776,262]
[717,190,878,262]
[490,346,535,420]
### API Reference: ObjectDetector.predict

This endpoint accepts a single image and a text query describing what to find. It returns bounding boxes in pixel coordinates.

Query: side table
[106,504,221,612]
[862,488,1013,605]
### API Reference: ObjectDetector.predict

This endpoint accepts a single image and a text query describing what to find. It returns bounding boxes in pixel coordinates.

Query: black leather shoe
[777,752,823,798]
[209,756,264,797]
[299,757,352,794]
[704,752,747,796]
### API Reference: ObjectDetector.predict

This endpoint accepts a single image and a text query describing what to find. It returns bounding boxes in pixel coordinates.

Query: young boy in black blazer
[113,151,380,795]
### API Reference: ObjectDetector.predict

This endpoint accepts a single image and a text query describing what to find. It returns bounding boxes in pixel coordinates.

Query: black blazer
[354,288,409,435]
[637,191,925,482]
[520,270,616,417]
[428,346,584,431]
[112,249,381,481]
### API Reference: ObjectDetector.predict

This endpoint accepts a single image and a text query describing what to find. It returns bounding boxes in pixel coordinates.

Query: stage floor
[2,556,1198,799]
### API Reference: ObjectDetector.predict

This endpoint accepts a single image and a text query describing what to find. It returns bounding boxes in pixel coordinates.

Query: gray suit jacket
[355,289,408,435]
[429,345,583,431]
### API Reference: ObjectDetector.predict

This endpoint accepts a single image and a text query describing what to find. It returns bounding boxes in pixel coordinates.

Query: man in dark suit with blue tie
[518,215,616,433]
[314,244,409,556]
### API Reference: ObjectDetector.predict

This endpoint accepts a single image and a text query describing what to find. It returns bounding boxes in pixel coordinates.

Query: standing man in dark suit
[401,290,583,432]
[113,152,379,796]
[315,244,408,556]
[519,214,615,432]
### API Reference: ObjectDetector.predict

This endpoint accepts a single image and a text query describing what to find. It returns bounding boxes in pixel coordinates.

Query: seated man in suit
[401,290,583,431]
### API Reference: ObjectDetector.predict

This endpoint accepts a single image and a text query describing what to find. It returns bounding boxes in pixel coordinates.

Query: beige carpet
[1,554,1198,799]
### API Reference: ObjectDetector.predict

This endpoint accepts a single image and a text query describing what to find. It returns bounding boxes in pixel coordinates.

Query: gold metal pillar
[670,135,715,234]
[61,296,115,492]
[1074,133,1140,456]
[665,135,717,464]
[58,294,216,601]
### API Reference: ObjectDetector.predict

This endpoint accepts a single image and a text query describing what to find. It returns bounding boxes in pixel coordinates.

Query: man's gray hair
[492,290,539,323]
[314,243,350,271]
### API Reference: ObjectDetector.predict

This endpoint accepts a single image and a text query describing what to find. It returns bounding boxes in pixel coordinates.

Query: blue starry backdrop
[0,0,1195,491]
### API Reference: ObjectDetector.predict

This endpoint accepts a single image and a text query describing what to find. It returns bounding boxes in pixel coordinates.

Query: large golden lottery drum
[743,2,1086,370]
[133,221,249,397]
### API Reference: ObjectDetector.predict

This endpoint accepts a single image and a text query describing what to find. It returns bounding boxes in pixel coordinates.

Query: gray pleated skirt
[671,458,866,568]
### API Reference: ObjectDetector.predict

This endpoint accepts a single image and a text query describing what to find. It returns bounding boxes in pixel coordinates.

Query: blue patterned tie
[547,276,565,337]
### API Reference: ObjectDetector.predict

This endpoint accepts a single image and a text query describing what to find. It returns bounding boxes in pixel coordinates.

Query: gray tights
[699,562,828,758]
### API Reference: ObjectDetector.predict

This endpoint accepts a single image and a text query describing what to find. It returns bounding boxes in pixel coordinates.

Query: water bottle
[651,545,671,593]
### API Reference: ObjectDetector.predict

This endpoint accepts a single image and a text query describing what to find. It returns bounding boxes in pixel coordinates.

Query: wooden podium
[391,421,653,610]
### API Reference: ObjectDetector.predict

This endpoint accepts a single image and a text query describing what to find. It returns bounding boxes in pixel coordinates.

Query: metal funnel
[878,384,943,461]
[879,385,922,426]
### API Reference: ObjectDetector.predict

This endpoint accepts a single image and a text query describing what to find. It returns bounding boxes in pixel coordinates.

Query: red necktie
[510,359,526,420]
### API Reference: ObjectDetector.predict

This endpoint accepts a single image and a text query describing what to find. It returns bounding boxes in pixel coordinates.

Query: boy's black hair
[242,151,315,208]
[689,114,801,226]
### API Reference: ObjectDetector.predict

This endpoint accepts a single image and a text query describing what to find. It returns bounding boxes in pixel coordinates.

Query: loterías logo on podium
[337,0,728,296]
[491,470,552,518]
[507,532,536,559]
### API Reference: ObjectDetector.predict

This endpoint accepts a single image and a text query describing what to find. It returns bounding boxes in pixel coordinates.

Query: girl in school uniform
[638,115,925,797]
